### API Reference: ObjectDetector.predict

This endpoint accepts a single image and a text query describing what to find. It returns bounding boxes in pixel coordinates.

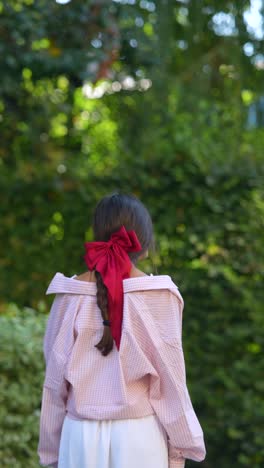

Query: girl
[38,192,206,468]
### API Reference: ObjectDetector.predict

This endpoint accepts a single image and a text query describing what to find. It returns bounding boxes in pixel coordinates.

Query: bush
[0,306,46,468]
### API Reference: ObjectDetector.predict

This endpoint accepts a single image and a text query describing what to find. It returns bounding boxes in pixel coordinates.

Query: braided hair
[92,191,155,356]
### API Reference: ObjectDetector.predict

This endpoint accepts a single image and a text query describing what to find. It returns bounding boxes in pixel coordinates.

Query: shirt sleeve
[38,293,75,467]
[148,291,206,467]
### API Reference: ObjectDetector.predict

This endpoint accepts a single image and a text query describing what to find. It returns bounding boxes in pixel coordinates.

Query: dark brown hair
[91,191,155,356]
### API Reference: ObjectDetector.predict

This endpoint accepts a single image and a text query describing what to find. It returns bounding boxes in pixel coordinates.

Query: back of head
[92,191,155,263]
[91,191,155,356]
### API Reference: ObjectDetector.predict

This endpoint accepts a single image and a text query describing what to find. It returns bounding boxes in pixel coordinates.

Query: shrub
[0,306,46,468]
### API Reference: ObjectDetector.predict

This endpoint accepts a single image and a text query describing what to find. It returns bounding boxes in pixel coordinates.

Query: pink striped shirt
[38,272,206,468]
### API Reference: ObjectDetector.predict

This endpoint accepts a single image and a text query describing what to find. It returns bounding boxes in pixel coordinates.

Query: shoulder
[45,272,97,295]
[124,283,184,345]
[74,270,96,283]
[74,267,148,282]
[124,276,184,314]
[124,274,183,298]
[129,266,149,278]
[45,272,183,308]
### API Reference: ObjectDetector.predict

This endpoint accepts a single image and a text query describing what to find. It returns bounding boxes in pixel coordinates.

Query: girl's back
[38,192,206,468]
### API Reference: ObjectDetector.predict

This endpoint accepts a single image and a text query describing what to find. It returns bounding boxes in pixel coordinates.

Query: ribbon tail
[108,293,122,350]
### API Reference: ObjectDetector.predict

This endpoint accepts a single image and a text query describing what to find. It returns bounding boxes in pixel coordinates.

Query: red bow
[83,225,142,350]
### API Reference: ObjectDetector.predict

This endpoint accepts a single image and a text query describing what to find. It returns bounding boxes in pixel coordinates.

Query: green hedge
[0,305,46,468]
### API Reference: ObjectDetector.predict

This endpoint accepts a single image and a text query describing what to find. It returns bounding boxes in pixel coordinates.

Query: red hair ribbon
[83,225,142,350]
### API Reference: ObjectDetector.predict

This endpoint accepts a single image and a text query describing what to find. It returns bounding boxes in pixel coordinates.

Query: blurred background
[0,0,264,466]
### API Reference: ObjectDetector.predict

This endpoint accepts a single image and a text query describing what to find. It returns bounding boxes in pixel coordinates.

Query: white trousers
[58,414,169,468]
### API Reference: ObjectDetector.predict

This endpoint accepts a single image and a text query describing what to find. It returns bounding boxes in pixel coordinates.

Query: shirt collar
[45,272,182,304]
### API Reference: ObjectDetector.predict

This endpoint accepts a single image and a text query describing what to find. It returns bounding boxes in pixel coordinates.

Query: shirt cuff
[169,457,185,468]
